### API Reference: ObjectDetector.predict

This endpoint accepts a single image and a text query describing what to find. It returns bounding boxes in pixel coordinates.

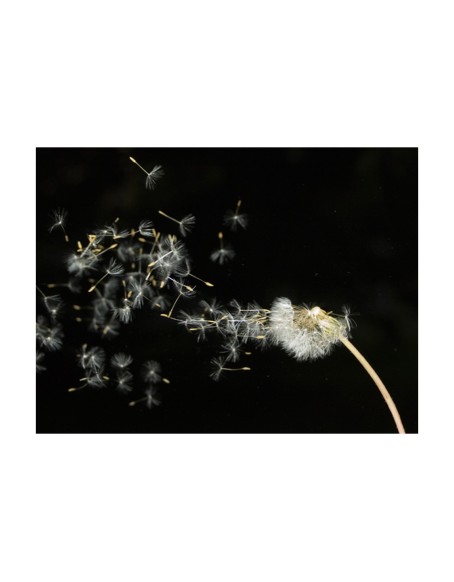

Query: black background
[36,148,418,433]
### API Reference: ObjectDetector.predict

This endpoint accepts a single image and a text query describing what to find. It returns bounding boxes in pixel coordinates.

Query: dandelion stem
[340,337,405,434]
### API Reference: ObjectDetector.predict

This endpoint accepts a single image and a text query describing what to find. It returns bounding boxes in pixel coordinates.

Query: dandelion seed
[36,316,64,351]
[342,305,356,333]
[176,259,214,287]
[115,370,134,393]
[209,357,251,381]
[145,166,164,190]
[146,245,186,283]
[144,386,161,408]
[161,276,196,318]
[268,298,349,362]
[210,232,235,265]
[68,370,108,392]
[116,241,139,264]
[94,222,129,241]
[158,210,196,237]
[220,340,242,362]
[199,298,224,318]
[114,298,133,323]
[36,351,46,373]
[223,200,248,231]
[129,157,164,190]
[37,287,63,320]
[47,278,82,294]
[99,319,121,338]
[150,291,169,311]
[66,252,97,276]
[129,278,152,309]
[111,353,133,369]
[49,208,69,242]
[88,258,125,293]
[142,360,162,384]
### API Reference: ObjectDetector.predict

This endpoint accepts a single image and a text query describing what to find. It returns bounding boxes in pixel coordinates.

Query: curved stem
[340,337,406,434]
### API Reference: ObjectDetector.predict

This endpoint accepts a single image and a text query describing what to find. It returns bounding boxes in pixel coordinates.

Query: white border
[2,1,451,580]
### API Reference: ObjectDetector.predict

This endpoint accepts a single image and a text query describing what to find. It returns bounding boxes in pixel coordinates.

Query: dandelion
[38,157,409,434]
[268,297,405,434]
[210,232,235,265]
[223,199,248,231]
[49,208,69,242]
[129,157,164,190]
[158,210,196,237]
[268,298,348,361]
[138,219,154,238]
[178,294,404,433]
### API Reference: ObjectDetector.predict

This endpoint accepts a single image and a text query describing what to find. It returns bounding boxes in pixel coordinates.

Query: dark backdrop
[36,148,418,433]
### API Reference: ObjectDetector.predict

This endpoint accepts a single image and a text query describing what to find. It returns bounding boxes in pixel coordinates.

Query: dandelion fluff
[268,297,349,361]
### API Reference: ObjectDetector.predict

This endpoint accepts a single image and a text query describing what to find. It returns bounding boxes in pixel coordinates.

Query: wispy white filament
[268,297,349,361]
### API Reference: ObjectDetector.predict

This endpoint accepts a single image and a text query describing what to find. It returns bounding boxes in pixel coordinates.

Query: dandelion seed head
[268,297,349,361]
